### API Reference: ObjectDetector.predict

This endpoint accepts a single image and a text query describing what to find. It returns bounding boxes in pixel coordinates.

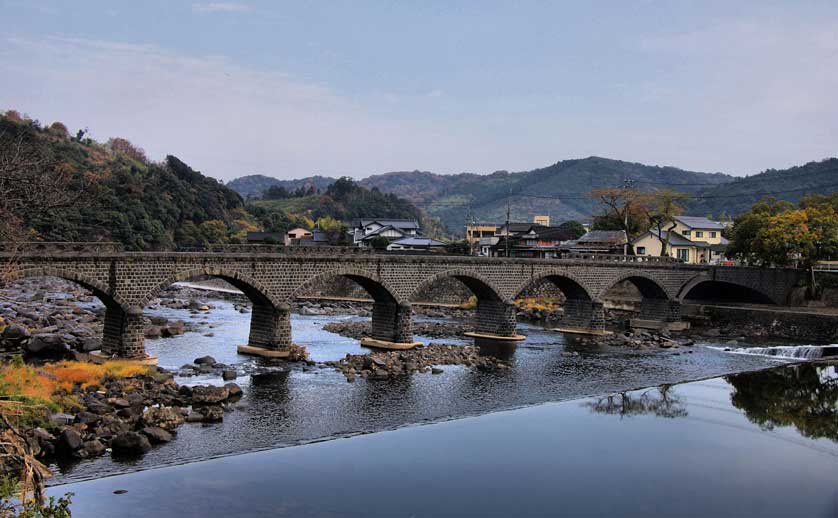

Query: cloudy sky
[1,1,836,181]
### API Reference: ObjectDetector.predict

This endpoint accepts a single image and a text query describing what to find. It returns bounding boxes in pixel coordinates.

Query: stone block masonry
[3,246,803,358]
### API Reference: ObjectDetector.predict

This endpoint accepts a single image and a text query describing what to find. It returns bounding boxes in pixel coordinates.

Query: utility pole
[505,182,511,258]
[622,177,634,255]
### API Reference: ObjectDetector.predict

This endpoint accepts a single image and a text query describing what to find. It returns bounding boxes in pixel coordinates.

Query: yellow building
[632,216,729,264]
[465,223,500,252]
[533,215,550,226]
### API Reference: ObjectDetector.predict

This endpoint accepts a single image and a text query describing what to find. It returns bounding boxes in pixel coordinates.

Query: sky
[1,1,837,182]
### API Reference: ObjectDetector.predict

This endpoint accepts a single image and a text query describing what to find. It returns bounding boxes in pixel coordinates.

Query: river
[44,295,838,516]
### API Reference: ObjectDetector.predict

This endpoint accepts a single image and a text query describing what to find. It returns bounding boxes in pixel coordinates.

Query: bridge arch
[294,268,411,344]
[409,269,507,304]
[677,275,777,305]
[600,272,672,301]
[512,271,594,302]
[410,269,515,338]
[291,268,405,306]
[139,266,281,309]
[5,266,127,309]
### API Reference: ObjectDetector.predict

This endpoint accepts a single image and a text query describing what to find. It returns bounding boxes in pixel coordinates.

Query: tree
[726,197,794,266]
[588,187,651,253]
[727,195,838,296]
[198,220,229,245]
[560,220,586,240]
[107,137,147,164]
[644,190,689,257]
[0,117,92,247]
[369,235,391,250]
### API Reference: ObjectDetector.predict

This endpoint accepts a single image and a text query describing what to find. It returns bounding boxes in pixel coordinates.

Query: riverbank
[49,362,838,518]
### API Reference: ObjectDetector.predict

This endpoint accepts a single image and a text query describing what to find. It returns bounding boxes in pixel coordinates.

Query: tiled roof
[674,216,727,230]
[355,219,419,229]
[390,237,446,247]
[577,230,627,244]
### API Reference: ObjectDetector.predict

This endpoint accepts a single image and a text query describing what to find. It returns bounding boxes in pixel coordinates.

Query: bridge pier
[100,306,147,359]
[556,299,608,335]
[639,299,682,322]
[238,302,294,358]
[362,302,421,350]
[631,299,688,331]
[464,300,526,342]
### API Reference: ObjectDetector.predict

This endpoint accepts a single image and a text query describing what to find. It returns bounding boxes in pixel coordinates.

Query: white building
[350,219,420,248]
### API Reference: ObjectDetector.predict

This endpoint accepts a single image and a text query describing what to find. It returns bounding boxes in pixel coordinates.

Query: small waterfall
[716,345,838,360]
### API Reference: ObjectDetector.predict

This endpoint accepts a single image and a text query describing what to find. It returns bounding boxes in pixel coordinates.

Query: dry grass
[0,359,151,412]
[515,297,561,313]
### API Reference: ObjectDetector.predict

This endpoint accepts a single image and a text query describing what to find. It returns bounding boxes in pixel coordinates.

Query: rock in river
[110,431,152,456]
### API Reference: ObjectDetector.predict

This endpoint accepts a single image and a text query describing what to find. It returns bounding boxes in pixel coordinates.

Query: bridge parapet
[0,242,124,256]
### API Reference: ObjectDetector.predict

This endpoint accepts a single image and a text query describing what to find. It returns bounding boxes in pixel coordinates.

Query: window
[677,249,690,261]
[682,229,691,237]
[636,246,646,255]
[710,231,717,238]
[695,231,703,238]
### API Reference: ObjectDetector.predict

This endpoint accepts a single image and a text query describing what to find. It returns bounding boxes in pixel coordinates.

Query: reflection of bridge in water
[3,243,802,361]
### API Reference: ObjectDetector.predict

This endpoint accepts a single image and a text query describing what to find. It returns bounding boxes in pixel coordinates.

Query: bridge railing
[558,253,682,264]
[173,244,374,255]
[0,242,124,256]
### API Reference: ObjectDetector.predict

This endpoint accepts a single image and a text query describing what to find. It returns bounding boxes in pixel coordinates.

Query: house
[386,237,447,252]
[633,220,729,264]
[285,227,312,245]
[486,223,581,258]
[465,222,499,254]
[567,230,628,254]
[351,219,421,248]
[293,228,331,247]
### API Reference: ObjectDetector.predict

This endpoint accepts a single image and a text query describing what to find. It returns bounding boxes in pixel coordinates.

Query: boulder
[224,383,243,399]
[83,440,106,457]
[25,333,70,357]
[2,324,30,341]
[191,385,229,405]
[221,370,237,381]
[141,427,173,444]
[110,432,152,456]
[74,411,102,425]
[57,428,83,453]
[197,405,224,422]
[193,355,216,366]
[142,406,185,431]
[144,326,162,339]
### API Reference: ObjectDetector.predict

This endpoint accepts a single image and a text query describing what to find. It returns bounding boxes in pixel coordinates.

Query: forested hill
[228,157,732,232]
[2,112,254,250]
[687,158,838,218]
[227,174,336,199]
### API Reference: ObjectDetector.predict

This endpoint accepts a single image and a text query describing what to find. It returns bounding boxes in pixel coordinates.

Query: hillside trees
[727,195,838,294]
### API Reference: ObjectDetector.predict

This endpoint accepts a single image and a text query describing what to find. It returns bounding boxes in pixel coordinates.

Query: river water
[47,296,817,489]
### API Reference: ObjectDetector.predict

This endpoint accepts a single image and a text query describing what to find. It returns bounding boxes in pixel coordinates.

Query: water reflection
[585,385,688,418]
[727,364,838,442]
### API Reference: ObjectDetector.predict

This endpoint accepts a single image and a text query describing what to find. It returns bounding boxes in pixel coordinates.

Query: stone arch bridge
[2,243,803,360]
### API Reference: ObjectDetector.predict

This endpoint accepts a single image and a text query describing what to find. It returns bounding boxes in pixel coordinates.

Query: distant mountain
[687,158,838,218]
[227,174,335,199]
[228,156,838,235]
[228,157,732,233]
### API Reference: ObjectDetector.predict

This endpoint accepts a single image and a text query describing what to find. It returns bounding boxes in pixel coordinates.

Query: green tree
[645,189,689,256]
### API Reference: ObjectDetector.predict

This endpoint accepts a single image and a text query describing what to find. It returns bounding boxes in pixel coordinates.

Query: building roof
[478,236,500,246]
[636,229,694,247]
[674,216,727,230]
[354,218,420,230]
[390,237,446,247]
[576,230,628,244]
[635,230,730,248]
[359,225,408,240]
[535,225,580,242]
[246,232,285,242]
